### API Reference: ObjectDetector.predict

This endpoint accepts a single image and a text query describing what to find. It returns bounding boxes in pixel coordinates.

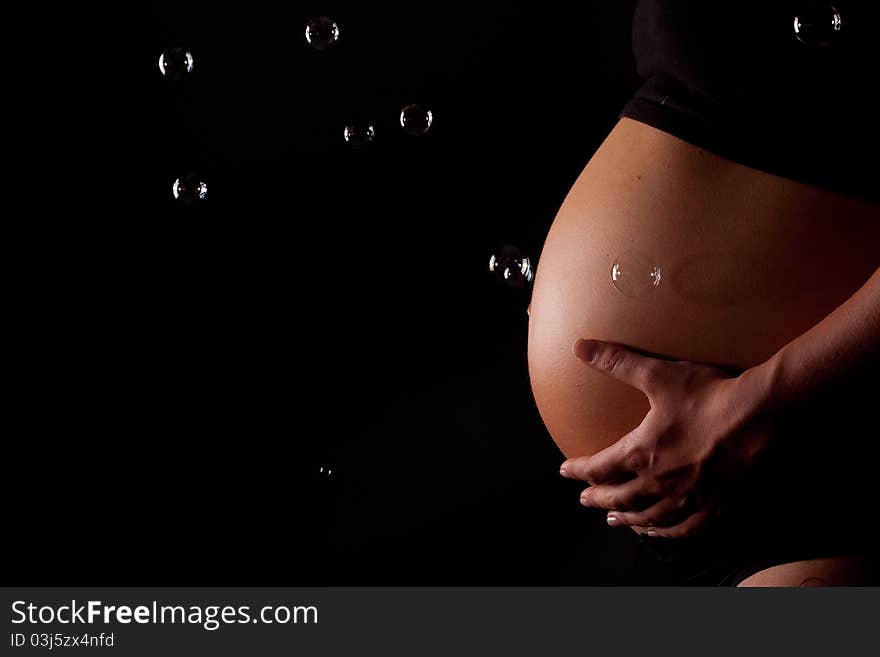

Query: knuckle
[644,360,666,389]
[581,466,596,483]
[625,450,644,472]
[650,412,675,439]
[604,348,625,374]
[622,440,644,469]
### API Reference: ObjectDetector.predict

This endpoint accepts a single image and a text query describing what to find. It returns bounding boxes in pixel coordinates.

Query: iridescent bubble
[158,48,194,80]
[171,174,207,205]
[343,123,375,149]
[793,3,842,47]
[306,17,340,50]
[400,104,434,136]
[489,245,534,289]
[610,251,662,298]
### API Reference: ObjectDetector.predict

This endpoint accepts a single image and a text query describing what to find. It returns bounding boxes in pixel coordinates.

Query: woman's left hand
[559,339,778,538]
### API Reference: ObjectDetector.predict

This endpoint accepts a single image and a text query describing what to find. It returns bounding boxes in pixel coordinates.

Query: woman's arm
[558,266,880,538]
[754,266,880,414]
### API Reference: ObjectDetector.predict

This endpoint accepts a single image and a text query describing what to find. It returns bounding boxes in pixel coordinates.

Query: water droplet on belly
[489,245,534,288]
[793,3,842,47]
[611,251,662,298]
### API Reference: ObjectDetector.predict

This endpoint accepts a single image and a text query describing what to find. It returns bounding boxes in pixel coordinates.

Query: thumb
[573,339,666,395]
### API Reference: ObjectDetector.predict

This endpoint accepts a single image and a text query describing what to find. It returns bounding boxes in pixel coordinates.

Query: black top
[620,0,880,203]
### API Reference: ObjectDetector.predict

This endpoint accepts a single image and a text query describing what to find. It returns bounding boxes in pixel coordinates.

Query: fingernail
[573,339,599,363]
[579,494,590,506]
[559,466,567,477]
[607,514,618,526]
[647,528,657,537]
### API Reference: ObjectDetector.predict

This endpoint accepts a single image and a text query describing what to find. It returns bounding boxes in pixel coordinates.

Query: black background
[8,0,694,585]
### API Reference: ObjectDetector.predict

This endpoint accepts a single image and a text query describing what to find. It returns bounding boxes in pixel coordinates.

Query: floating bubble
[307,463,340,494]
[306,17,340,50]
[400,104,434,136]
[171,174,207,205]
[489,245,534,289]
[793,3,842,47]
[610,251,662,298]
[158,48,194,80]
[343,123,375,149]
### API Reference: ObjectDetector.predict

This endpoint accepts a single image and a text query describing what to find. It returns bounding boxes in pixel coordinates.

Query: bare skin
[529,118,880,460]
[561,261,880,537]
[529,118,880,585]
[737,556,877,587]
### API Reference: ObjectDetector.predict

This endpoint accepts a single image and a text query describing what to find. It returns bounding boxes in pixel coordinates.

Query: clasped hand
[559,339,776,538]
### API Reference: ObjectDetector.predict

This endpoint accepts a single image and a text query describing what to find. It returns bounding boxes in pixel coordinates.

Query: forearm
[754,266,880,413]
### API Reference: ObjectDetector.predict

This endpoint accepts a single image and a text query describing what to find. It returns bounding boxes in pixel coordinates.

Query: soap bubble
[610,251,662,298]
[489,245,534,288]
[308,463,340,495]
[400,104,434,136]
[171,174,207,205]
[793,3,842,47]
[306,17,340,50]
[343,123,376,149]
[158,48,194,80]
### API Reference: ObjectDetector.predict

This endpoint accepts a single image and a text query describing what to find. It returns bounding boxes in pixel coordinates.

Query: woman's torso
[527,117,880,459]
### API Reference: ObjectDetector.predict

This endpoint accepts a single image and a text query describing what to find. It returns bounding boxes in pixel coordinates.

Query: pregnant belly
[528,118,880,459]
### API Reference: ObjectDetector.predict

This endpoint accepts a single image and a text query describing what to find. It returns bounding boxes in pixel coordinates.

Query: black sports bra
[619,0,880,203]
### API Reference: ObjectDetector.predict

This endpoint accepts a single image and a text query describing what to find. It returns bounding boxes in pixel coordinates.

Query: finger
[605,494,691,527]
[638,508,714,539]
[573,339,667,396]
[560,434,635,484]
[580,477,658,512]
[562,417,660,484]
